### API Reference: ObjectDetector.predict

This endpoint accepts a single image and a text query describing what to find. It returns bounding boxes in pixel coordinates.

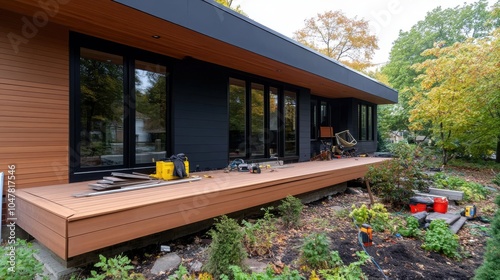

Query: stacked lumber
[89,173,156,191]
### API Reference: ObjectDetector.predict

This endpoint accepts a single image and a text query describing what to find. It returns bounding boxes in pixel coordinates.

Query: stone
[189,260,203,273]
[331,206,344,213]
[150,253,182,275]
[243,258,268,274]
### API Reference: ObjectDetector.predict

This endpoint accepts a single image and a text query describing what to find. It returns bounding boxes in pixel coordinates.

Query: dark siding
[298,89,311,162]
[172,59,229,171]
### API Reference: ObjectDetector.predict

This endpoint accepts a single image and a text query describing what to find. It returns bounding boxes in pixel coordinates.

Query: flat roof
[116,0,398,104]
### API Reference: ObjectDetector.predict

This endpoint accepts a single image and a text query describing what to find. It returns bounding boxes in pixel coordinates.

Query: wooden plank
[449,216,468,234]
[16,191,76,219]
[67,169,363,256]
[428,188,464,201]
[16,197,68,259]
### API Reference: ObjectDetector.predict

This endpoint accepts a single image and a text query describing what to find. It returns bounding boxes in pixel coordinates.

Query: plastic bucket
[433,197,448,214]
[409,204,427,213]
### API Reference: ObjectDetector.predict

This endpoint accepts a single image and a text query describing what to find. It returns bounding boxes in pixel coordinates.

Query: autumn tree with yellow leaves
[410,28,500,164]
[293,10,378,72]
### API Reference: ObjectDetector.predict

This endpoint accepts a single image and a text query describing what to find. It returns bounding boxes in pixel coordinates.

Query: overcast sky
[235,0,496,66]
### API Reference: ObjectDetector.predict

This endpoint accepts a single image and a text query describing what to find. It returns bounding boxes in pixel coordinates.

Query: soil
[78,166,499,279]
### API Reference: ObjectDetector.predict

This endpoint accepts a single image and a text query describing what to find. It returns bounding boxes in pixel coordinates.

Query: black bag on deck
[170,153,187,179]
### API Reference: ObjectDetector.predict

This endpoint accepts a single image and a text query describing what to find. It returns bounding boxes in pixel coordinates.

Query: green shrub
[242,207,277,256]
[318,251,370,280]
[0,239,45,280]
[204,215,247,278]
[399,216,422,238]
[220,265,303,280]
[349,203,390,232]
[474,195,500,280]
[277,195,304,228]
[433,174,489,202]
[300,232,341,269]
[492,173,500,187]
[422,219,460,259]
[87,254,144,280]
[168,264,195,280]
[366,143,427,207]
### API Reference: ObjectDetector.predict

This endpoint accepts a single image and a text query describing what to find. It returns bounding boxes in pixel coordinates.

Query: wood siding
[0,10,69,188]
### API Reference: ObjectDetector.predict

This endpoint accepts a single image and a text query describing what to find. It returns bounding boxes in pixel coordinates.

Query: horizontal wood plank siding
[0,10,69,188]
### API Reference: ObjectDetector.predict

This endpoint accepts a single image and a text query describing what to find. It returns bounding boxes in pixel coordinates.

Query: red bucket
[433,197,448,213]
[409,204,427,213]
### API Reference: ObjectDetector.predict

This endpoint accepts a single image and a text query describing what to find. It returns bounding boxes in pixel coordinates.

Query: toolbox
[152,158,189,180]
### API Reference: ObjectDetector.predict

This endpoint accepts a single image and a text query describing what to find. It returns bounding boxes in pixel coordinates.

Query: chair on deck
[334,130,357,157]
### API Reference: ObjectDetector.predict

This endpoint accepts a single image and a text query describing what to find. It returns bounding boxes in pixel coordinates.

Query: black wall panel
[172,59,229,171]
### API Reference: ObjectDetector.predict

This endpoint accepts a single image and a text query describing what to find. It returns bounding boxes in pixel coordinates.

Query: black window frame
[69,33,173,182]
[228,76,299,160]
[358,102,375,141]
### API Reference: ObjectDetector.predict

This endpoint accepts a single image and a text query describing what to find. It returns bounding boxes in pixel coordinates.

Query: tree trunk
[442,148,448,165]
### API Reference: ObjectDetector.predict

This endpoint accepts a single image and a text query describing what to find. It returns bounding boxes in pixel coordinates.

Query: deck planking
[16,157,388,260]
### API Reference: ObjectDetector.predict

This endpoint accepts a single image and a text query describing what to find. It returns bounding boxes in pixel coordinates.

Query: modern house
[1,0,397,263]
[1,0,397,188]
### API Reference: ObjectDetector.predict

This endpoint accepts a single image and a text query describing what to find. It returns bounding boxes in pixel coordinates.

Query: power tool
[461,205,477,220]
[360,224,373,247]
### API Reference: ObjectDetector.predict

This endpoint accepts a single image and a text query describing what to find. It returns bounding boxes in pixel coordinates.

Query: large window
[228,78,246,158]
[71,35,169,179]
[284,91,297,156]
[79,48,125,167]
[228,78,298,159]
[358,103,374,141]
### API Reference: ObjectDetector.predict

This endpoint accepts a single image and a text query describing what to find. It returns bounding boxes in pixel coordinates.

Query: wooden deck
[16,157,388,261]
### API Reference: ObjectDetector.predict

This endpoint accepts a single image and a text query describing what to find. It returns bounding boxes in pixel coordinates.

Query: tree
[382,0,497,133]
[293,10,378,72]
[410,28,500,164]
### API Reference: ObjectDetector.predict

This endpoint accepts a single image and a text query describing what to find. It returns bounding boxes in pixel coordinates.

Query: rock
[331,206,344,213]
[346,187,363,195]
[150,253,182,275]
[190,260,203,273]
[243,258,268,274]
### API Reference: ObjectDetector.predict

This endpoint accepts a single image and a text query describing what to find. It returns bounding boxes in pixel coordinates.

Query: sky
[235,0,496,67]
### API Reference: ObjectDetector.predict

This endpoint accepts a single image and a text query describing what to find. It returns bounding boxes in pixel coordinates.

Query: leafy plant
[399,216,422,238]
[0,239,45,280]
[278,195,304,228]
[299,233,342,270]
[204,215,247,278]
[242,207,277,256]
[365,142,428,207]
[168,264,196,280]
[220,265,303,280]
[422,219,460,259]
[349,203,390,232]
[87,254,144,280]
[433,174,489,202]
[318,251,370,280]
[474,195,500,280]
[492,173,500,187]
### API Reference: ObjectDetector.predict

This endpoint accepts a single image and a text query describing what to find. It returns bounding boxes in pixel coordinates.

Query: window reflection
[79,48,124,167]
[135,61,167,164]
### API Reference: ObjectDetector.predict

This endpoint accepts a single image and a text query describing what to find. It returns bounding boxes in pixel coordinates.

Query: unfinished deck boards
[16,157,388,260]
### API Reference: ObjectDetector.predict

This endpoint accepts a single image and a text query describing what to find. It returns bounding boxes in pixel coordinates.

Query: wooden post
[364,178,375,206]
